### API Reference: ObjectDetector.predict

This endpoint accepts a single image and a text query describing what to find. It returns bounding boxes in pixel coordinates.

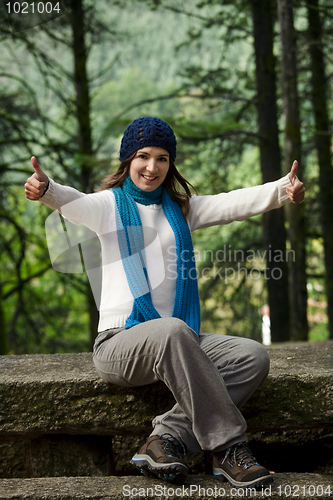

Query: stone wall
[1,346,332,478]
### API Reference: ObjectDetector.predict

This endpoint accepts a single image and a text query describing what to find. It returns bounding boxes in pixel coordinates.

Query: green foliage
[0,189,90,354]
[184,143,265,339]
[0,0,331,353]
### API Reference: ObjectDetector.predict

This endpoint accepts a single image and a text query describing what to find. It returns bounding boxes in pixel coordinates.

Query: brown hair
[97,153,196,220]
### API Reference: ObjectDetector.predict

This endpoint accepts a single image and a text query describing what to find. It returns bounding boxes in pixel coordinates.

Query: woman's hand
[25,156,49,201]
[285,160,305,204]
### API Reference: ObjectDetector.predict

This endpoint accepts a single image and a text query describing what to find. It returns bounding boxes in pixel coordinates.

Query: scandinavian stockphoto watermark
[44,211,166,310]
[4,0,69,32]
[45,208,295,311]
[166,244,295,283]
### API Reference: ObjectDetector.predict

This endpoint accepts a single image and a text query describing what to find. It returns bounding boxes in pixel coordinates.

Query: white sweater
[41,175,291,332]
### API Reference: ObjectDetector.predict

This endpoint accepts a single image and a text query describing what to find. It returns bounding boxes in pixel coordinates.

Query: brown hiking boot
[213,441,273,489]
[130,433,188,484]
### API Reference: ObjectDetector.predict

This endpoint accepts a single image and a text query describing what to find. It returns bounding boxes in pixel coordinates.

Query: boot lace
[222,442,260,470]
[160,433,187,460]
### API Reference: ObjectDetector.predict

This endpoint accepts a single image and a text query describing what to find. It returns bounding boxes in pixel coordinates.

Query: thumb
[31,156,46,182]
[289,160,298,185]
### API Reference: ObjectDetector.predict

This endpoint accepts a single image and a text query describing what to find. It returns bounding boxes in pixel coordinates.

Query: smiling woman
[24,115,305,490]
[97,117,195,219]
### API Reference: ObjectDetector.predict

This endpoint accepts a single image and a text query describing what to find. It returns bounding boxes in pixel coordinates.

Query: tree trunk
[277,0,308,340]
[71,0,93,194]
[307,0,333,340]
[249,0,290,342]
[70,0,98,347]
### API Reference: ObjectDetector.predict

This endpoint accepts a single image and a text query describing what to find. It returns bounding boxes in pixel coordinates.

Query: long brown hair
[97,153,196,220]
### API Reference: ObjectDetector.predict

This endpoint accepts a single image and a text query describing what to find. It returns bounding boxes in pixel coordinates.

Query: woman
[25,116,305,488]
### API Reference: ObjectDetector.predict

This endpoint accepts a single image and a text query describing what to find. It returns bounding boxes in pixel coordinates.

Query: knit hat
[119,116,177,162]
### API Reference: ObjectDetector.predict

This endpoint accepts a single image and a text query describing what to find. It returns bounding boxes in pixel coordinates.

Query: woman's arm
[25,156,114,235]
[25,156,86,211]
[188,161,305,232]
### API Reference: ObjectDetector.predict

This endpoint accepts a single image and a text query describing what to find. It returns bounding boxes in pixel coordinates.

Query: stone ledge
[0,346,332,479]
[0,346,332,437]
[0,474,332,500]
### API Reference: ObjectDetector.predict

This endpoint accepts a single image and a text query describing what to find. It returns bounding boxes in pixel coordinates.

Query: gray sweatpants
[92,317,270,455]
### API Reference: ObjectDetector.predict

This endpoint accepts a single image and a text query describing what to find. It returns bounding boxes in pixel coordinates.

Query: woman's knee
[246,339,270,378]
[147,318,200,363]
[154,317,197,340]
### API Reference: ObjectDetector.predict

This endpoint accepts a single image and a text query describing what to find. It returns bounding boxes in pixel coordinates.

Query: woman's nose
[146,159,158,173]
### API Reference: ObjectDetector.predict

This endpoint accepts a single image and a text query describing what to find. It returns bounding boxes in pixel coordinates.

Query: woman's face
[129,146,170,191]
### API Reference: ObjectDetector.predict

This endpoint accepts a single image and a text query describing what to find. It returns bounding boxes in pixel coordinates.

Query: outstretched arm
[24,156,114,234]
[24,156,87,212]
[188,160,305,232]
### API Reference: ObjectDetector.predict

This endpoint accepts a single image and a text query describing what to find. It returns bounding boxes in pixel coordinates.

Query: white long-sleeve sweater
[40,175,292,332]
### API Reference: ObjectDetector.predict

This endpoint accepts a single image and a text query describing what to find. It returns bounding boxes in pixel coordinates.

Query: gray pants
[93,317,270,455]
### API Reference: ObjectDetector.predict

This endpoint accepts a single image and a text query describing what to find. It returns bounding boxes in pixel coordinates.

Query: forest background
[0,0,332,355]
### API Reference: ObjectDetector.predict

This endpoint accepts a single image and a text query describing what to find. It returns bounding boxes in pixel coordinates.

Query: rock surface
[0,346,332,479]
[0,474,332,500]
[1,346,332,436]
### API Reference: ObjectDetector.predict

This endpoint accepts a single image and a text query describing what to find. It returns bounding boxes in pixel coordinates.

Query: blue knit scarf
[113,176,201,335]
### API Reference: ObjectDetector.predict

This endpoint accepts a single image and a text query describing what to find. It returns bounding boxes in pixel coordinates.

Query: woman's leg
[152,332,270,454]
[93,318,247,452]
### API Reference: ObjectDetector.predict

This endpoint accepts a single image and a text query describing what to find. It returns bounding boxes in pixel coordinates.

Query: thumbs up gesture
[25,157,49,201]
[285,160,305,204]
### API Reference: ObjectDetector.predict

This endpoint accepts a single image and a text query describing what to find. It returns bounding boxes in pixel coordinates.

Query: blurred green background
[0,0,332,354]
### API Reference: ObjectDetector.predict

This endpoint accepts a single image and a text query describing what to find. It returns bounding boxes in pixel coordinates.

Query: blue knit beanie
[119,116,177,162]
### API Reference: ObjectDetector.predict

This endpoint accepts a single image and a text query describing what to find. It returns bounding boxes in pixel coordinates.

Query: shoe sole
[213,467,274,489]
[131,453,188,485]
